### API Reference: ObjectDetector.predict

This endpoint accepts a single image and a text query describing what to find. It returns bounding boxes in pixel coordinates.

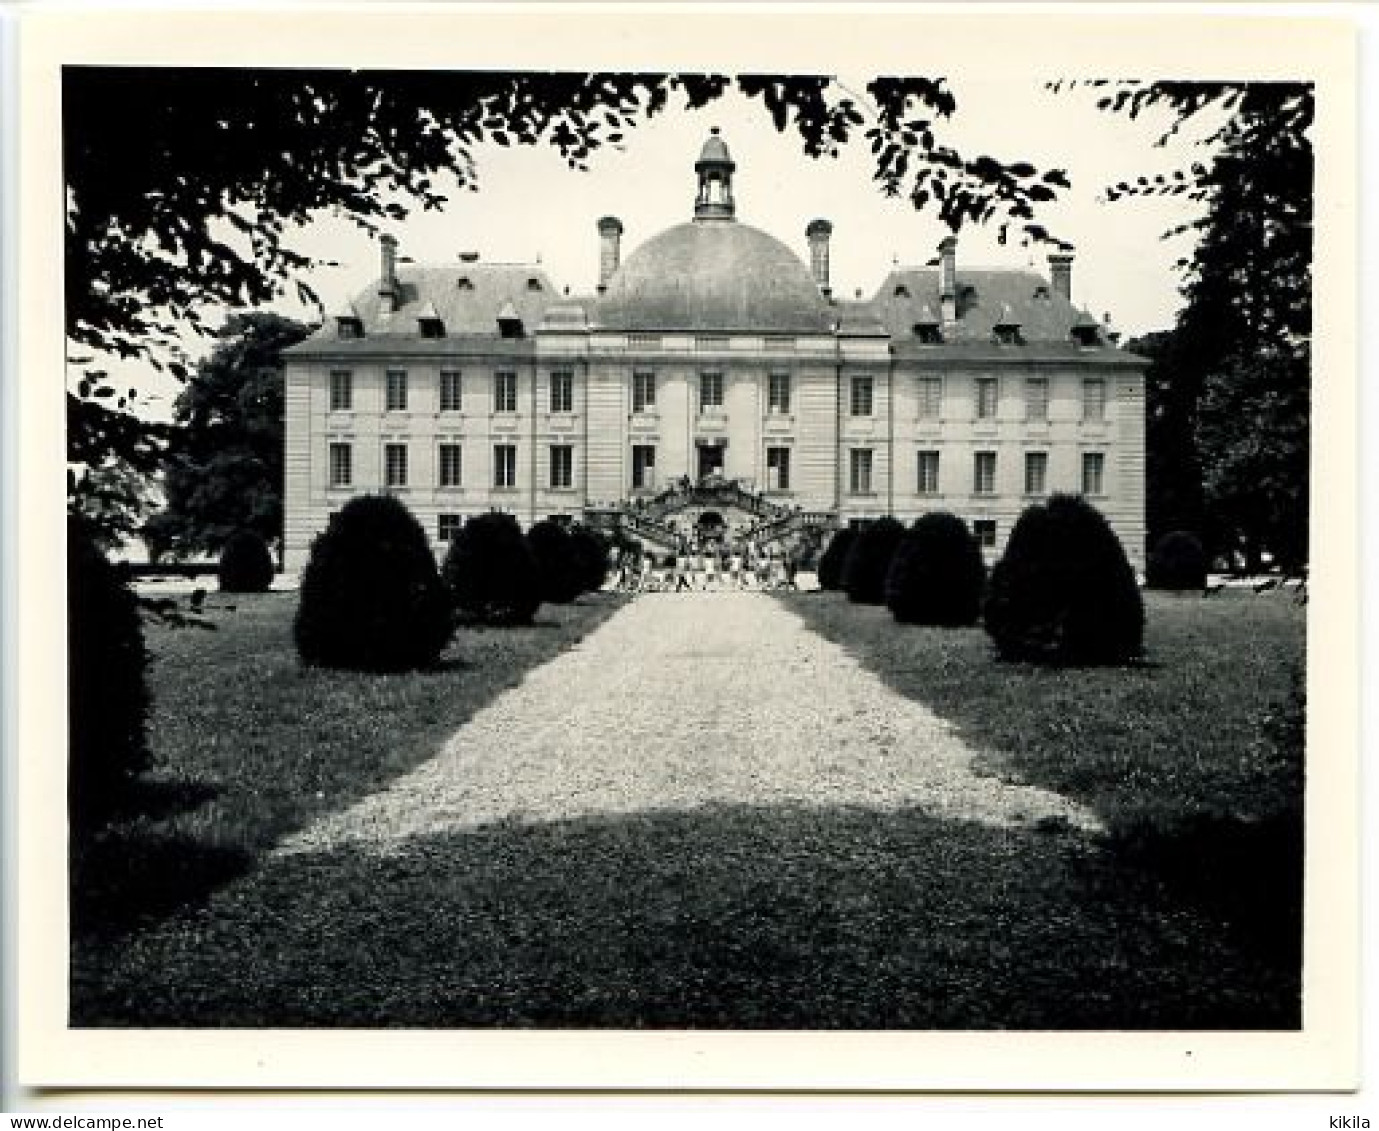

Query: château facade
[283,130,1146,572]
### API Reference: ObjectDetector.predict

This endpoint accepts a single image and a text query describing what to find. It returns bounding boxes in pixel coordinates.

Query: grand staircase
[586,477,836,552]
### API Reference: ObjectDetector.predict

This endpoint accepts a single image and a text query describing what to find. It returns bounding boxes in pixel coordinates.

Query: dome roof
[596,220,833,333]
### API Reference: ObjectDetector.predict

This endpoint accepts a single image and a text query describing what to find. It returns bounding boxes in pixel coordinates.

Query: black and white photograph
[5,1,1365,1106]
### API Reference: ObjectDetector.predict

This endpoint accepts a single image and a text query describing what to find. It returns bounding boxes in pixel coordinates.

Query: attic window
[994,325,1022,346]
[418,317,445,339]
[894,284,911,299]
[335,316,363,339]
[914,324,943,345]
[457,277,474,291]
[1072,323,1101,347]
[526,278,543,292]
[1033,284,1051,300]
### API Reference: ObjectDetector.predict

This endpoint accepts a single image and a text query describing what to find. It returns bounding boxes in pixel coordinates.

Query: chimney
[938,235,958,322]
[806,218,833,297]
[597,216,623,292]
[379,234,399,313]
[1049,252,1074,301]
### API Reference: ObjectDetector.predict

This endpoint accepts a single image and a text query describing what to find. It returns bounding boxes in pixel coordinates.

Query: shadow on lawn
[73,802,1299,1029]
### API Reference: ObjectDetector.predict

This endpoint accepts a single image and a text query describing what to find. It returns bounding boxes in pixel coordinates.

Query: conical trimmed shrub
[294,495,452,671]
[1147,529,1209,591]
[841,516,906,605]
[526,520,582,604]
[68,515,151,827]
[217,529,275,593]
[885,512,986,626]
[568,523,610,594]
[444,511,542,626]
[817,527,857,591]
[984,493,1144,665]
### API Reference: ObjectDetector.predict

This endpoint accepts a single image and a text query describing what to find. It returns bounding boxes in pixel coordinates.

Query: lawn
[776,588,1307,967]
[70,588,627,941]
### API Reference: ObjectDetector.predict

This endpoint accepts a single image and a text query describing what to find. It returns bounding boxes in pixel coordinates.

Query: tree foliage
[144,311,310,558]
[526,520,582,605]
[983,494,1144,666]
[68,515,151,828]
[1146,530,1209,592]
[443,511,542,626]
[884,512,986,626]
[294,495,453,671]
[567,523,611,594]
[1074,82,1312,570]
[218,529,276,593]
[841,516,906,605]
[817,527,858,592]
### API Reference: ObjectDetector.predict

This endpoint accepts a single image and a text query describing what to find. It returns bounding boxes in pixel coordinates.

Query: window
[550,370,574,414]
[1082,452,1106,496]
[850,375,874,417]
[975,377,999,419]
[1082,378,1107,422]
[494,371,518,413]
[917,450,940,495]
[328,442,352,488]
[438,443,463,488]
[336,317,362,339]
[437,514,462,543]
[419,317,445,339]
[766,446,791,491]
[972,519,997,550]
[633,371,656,413]
[917,376,943,419]
[385,370,408,412]
[700,371,724,411]
[632,445,656,489]
[973,451,996,495]
[439,370,462,412]
[1024,451,1048,496]
[329,370,353,412]
[768,373,791,415]
[1025,377,1049,422]
[384,442,408,488]
[849,448,873,494]
[549,445,574,490]
[494,444,517,488]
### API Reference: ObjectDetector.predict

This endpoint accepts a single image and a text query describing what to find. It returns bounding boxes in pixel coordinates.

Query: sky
[137,74,1216,420]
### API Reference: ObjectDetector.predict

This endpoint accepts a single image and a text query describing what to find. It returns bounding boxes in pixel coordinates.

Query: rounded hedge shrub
[841,516,906,605]
[444,511,542,626]
[816,527,858,591]
[217,529,275,593]
[68,515,151,827]
[568,523,610,594]
[1147,529,1209,591]
[885,512,986,626]
[983,493,1144,665]
[294,495,452,671]
[526,520,582,604]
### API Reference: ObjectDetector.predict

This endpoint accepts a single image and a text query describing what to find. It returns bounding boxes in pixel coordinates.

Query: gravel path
[280,592,1100,857]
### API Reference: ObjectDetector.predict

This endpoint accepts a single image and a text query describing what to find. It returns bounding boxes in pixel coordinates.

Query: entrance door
[697,442,725,481]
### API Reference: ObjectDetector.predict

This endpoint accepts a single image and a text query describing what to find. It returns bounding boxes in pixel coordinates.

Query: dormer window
[894,284,911,299]
[1033,284,1051,301]
[416,300,445,339]
[457,277,474,291]
[914,323,943,345]
[497,299,524,339]
[993,303,1022,345]
[1071,319,1101,347]
[526,278,543,292]
[335,316,363,340]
